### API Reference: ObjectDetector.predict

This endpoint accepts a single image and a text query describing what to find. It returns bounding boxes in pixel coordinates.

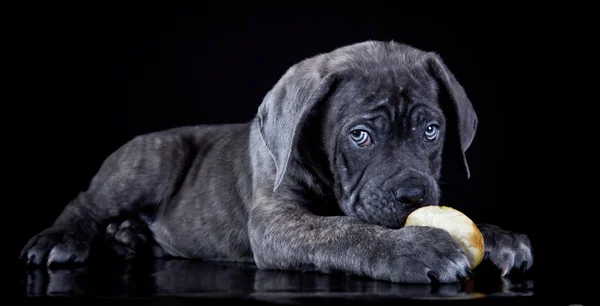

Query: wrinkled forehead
[329,66,441,117]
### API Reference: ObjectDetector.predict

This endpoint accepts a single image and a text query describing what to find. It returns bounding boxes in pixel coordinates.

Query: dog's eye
[350,130,372,147]
[424,124,439,141]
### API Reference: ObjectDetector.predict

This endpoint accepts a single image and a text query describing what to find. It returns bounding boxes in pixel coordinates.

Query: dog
[21,41,532,284]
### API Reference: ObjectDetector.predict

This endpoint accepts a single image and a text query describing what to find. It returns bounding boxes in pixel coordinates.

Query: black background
[8,2,559,302]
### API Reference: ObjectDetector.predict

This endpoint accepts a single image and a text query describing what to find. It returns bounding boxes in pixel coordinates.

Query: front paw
[478,224,533,276]
[20,227,91,268]
[373,226,472,284]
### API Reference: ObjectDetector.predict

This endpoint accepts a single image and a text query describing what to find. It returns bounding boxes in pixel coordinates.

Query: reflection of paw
[478,224,533,276]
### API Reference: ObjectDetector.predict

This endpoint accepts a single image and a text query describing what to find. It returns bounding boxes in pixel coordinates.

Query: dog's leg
[21,130,194,267]
[248,203,472,284]
[476,223,533,276]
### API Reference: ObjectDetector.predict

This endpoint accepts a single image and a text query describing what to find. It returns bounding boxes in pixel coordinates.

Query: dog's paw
[104,219,164,259]
[477,223,533,276]
[376,226,472,284]
[20,228,91,268]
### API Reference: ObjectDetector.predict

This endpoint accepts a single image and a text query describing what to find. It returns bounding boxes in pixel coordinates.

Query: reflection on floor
[20,258,534,300]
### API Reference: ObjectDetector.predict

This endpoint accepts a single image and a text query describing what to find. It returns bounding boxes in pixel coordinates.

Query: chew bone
[405,205,485,269]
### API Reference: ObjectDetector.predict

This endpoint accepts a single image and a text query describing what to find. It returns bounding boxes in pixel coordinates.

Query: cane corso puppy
[21,41,532,283]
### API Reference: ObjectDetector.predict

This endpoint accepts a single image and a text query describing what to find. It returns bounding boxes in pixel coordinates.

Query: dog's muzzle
[343,171,438,229]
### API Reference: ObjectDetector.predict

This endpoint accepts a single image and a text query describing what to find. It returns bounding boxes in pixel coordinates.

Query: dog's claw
[520,261,528,273]
[427,270,439,283]
[466,267,474,279]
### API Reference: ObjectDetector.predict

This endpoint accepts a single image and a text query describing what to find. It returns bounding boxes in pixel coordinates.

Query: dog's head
[257,41,478,228]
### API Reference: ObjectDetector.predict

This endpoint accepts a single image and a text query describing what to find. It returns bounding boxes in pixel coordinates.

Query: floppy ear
[257,60,338,191]
[426,53,478,179]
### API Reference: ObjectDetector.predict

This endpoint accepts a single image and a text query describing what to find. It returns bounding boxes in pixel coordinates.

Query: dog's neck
[278,115,341,216]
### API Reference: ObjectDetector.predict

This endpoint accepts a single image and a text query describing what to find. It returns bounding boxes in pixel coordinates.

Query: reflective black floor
[18,259,539,305]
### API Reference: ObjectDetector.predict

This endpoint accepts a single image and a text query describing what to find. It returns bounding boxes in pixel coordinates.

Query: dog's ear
[425,53,478,179]
[257,58,338,191]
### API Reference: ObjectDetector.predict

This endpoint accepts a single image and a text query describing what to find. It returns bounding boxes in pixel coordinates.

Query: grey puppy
[21,41,532,283]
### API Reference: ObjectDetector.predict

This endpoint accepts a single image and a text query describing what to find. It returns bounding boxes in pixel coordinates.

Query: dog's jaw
[330,166,445,230]
[337,177,442,229]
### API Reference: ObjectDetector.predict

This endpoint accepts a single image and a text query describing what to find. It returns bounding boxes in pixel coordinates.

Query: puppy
[21,41,532,283]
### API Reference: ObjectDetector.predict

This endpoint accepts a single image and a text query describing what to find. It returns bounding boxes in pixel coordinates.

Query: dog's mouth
[339,186,438,229]
[340,194,412,229]
[337,172,440,229]
[393,209,418,228]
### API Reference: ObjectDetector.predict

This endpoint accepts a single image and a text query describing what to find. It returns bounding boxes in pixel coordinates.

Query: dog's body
[21,41,532,283]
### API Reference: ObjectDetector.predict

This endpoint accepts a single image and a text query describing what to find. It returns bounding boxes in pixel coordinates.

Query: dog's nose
[395,183,426,206]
